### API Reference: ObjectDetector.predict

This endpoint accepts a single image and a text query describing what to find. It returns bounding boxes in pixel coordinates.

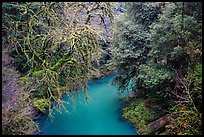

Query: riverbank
[120,94,172,135]
[91,69,117,79]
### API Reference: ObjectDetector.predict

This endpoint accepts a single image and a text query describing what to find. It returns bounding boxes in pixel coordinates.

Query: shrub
[33,98,49,113]
[166,107,202,135]
[122,98,159,134]
[136,64,175,97]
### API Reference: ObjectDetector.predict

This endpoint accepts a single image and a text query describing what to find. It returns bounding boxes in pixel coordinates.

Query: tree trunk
[197,2,202,22]
[181,2,189,28]
[182,2,184,28]
[183,2,189,16]
[145,113,178,135]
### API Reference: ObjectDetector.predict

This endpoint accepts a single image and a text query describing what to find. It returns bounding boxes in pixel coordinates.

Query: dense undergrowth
[112,2,202,135]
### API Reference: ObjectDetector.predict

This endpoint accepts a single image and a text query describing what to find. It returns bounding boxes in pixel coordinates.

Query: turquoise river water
[36,74,136,135]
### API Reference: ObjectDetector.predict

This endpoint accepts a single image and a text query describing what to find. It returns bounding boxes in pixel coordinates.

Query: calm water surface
[36,74,136,135]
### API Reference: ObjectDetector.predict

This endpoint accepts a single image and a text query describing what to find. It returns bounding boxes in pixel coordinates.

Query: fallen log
[144,112,178,135]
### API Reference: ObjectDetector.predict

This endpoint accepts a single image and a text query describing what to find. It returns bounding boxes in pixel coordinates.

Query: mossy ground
[122,98,160,134]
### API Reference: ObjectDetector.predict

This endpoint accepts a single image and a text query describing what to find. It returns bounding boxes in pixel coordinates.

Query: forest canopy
[112,2,202,135]
[2,2,202,135]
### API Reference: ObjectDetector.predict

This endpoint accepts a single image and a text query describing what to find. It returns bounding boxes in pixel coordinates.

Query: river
[35,74,136,135]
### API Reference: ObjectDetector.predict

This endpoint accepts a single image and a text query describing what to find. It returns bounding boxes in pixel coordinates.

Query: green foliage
[123,99,159,134]
[148,2,202,110]
[3,2,202,135]
[2,2,22,21]
[111,21,150,91]
[187,63,202,88]
[112,2,161,92]
[124,2,162,27]
[33,98,49,113]
[186,63,202,111]
[112,2,202,135]
[137,64,175,94]
[2,2,115,113]
[166,107,202,135]
[149,2,202,68]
